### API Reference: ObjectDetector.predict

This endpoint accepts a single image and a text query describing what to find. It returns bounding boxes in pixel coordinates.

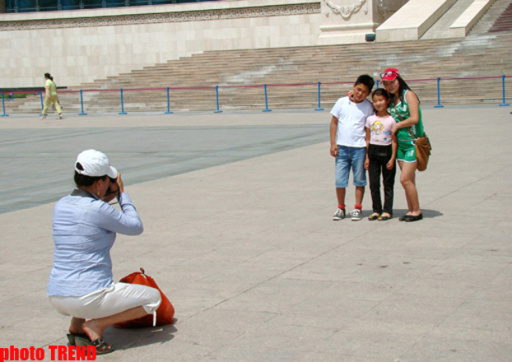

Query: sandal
[66,333,90,346]
[404,213,423,222]
[378,212,392,221]
[368,212,380,221]
[75,336,115,355]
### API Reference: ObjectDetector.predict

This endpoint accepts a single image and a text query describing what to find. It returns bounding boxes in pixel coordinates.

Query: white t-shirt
[331,97,374,148]
[366,114,396,146]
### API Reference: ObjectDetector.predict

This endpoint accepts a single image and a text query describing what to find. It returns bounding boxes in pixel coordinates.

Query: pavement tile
[399,336,512,362]
[0,107,511,360]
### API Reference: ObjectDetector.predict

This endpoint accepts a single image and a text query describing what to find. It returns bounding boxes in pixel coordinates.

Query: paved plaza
[0,106,511,361]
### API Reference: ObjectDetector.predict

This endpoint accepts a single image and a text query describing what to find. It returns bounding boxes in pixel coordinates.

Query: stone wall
[0,0,407,88]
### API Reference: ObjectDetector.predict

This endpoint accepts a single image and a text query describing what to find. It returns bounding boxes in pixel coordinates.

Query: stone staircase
[489,1,512,32]
[5,0,512,114]
[422,0,478,39]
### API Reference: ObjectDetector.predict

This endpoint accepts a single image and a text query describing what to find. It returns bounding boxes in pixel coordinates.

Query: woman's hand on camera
[102,178,119,203]
[116,173,124,194]
[101,173,124,203]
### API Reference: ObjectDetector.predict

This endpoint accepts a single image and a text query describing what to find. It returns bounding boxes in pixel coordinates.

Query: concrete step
[9,4,511,114]
[489,1,512,31]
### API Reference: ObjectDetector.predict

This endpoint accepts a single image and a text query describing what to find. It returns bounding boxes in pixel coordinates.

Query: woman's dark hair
[74,162,107,187]
[74,172,107,187]
[394,76,419,104]
[44,73,53,81]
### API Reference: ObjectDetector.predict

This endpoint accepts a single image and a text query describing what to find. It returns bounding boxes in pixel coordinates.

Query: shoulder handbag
[393,105,432,171]
[406,128,431,172]
[114,268,175,328]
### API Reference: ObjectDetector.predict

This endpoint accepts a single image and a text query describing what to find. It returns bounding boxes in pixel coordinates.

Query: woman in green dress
[381,68,424,222]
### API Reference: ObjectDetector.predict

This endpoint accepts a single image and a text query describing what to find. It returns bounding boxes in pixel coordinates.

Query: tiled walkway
[1,106,511,361]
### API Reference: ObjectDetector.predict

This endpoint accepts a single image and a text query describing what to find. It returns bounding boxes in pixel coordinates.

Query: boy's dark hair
[355,75,375,92]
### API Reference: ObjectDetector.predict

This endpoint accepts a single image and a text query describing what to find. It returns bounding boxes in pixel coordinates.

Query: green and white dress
[389,90,424,162]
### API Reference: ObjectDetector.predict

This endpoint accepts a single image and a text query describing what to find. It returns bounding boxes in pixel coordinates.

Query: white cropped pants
[49,282,161,324]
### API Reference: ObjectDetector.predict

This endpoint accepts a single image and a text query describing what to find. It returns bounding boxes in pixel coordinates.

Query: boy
[330,74,375,221]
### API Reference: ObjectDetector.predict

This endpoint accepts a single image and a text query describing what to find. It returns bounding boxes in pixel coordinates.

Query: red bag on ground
[114,268,175,328]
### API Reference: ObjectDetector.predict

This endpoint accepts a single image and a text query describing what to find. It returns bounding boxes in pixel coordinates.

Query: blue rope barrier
[262,84,271,112]
[1,92,9,117]
[165,87,174,114]
[3,76,511,116]
[434,77,444,108]
[119,89,127,115]
[500,75,509,107]
[79,90,87,116]
[315,82,324,111]
[214,85,223,113]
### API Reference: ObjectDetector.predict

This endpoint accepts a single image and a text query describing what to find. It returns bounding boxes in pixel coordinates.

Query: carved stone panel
[319,0,408,44]
[323,0,369,20]
[0,3,321,31]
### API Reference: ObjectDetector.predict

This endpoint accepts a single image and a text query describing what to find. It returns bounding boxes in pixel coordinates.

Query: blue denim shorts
[335,146,367,188]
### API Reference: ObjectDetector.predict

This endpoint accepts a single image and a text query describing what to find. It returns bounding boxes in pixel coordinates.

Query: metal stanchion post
[78,90,87,116]
[39,91,44,116]
[214,86,222,113]
[262,84,272,112]
[119,89,127,115]
[315,82,324,111]
[499,75,510,106]
[165,87,173,114]
[434,77,444,108]
[1,92,10,117]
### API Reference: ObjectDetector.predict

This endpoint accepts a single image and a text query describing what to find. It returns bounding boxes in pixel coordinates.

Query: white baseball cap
[75,149,118,178]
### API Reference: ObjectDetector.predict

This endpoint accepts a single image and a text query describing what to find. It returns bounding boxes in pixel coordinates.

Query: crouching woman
[47,149,161,354]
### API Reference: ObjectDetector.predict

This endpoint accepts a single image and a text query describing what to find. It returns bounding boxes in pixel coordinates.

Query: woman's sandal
[75,336,115,355]
[378,212,392,221]
[404,213,423,222]
[368,212,380,221]
[66,333,90,346]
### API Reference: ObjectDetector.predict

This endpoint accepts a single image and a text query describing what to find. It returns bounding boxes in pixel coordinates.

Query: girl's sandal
[378,212,392,221]
[368,213,380,221]
[75,336,115,355]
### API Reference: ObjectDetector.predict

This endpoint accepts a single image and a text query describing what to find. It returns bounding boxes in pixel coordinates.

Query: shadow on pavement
[104,322,178,350]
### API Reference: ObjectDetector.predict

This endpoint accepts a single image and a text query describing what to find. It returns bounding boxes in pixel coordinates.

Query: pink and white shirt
[366,114,396,146]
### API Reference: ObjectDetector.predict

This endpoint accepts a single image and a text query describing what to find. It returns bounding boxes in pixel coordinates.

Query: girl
[381,68,424,222]
[365,88,397,221]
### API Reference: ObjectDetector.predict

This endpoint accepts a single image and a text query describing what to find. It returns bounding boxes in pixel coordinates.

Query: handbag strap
[393,104,416,140]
